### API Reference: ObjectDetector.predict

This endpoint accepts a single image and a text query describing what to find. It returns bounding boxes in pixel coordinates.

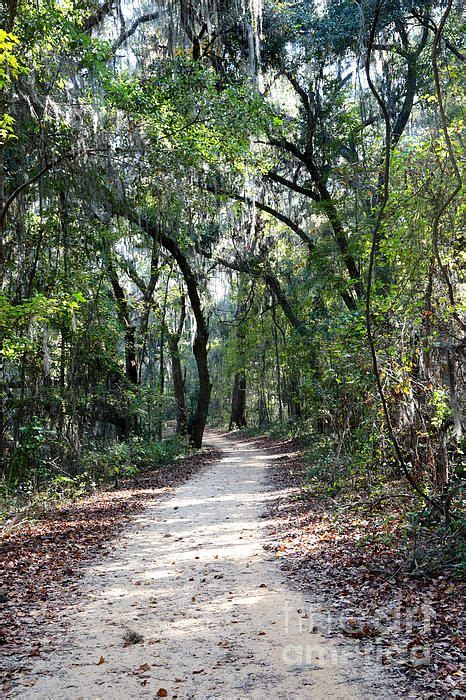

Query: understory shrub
[81,434,187,484]
[0,434,188,517]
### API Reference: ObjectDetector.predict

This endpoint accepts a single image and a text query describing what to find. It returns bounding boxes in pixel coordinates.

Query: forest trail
[12,432,394,699]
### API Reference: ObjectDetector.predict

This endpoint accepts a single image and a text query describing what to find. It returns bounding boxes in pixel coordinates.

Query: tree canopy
[0,0,463,521]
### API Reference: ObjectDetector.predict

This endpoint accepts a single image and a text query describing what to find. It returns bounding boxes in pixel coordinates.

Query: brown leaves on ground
[259,434,465,700]
[134,662,150,674]
[0,448,221,690]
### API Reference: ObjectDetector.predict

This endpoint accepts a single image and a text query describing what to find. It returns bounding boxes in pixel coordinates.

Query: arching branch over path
[116,210,211,448]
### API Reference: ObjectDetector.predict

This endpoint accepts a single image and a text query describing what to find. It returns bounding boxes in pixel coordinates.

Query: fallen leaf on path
[343,621,379,639]
[96,656,105,665]
[134,663,151,674]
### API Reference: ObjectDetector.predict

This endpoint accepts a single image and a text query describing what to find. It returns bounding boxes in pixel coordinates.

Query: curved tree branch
[206,183,314,251]
[215,255,311,338]
[267,171,319,201]
[116,209,211,447]
[207,183,357,311]
[112,12,159,51]
[0,151,76,232]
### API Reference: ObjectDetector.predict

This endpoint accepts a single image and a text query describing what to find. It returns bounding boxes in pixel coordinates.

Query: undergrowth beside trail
[0,445,221,693]
[241,424,465,698]
[231,420,465,577]
[0,434,188,522]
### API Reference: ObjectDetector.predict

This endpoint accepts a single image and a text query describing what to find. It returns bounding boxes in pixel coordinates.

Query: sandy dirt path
[11,432,395,699]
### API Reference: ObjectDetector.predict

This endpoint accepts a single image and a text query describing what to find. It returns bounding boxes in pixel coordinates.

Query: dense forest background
[0,0,463,532]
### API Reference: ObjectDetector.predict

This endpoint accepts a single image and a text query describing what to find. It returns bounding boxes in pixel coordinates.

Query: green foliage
[8,418,63,486]
[0,30,24,86]
[0,29,27,142]
[1,0,463,542]
[81,435,187,484]
[107,57,266,178]
[2,433,188,514]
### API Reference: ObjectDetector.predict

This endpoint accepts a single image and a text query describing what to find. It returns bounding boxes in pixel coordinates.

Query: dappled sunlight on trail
[12,431,393,699]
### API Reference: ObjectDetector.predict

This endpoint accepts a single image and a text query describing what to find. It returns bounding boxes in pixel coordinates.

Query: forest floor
[251,433,465,700]
[0,446,221,694]
[0,431,400,699]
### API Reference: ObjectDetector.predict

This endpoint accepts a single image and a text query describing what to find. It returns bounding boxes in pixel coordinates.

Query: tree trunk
[167,294,187,434]
[169,334,187,434]
[156,273,170,440]
[271,300,283,422]
[229,288,247,430]
[258,341,269,429]
[286,371,302,420]
[132,214,211,447]
[105,257,138,437]
[229,370,247,430]
[258,391,269,429]
[107,266,138,386]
